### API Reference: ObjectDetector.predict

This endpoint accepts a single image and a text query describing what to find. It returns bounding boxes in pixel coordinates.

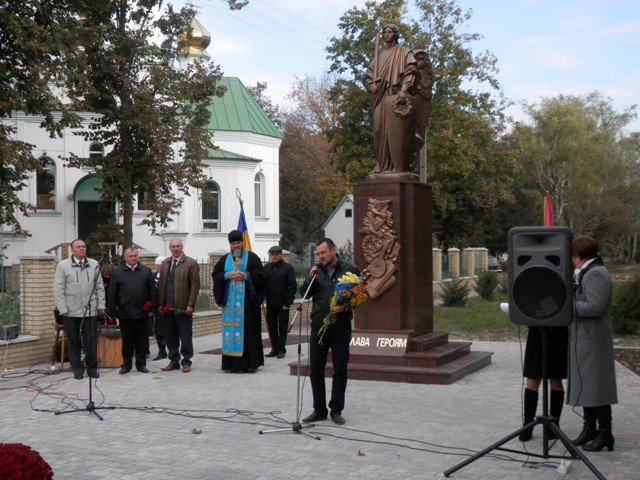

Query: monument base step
[288,350,493,385]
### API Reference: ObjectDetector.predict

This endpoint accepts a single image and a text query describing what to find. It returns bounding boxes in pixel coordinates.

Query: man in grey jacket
[53,239,106,380]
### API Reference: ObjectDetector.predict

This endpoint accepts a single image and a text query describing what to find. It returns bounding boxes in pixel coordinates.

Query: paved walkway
[1,334,638,480]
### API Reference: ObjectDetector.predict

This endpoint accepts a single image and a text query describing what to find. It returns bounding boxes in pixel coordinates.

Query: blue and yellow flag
[237,199,252,251]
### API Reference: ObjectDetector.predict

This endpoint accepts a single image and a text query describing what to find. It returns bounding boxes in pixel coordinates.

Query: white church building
[0,19,282,265]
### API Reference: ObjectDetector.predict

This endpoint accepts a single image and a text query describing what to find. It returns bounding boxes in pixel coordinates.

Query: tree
[325,0,515,248]
[511,92,639,258]
[0,1,79,233]
[62,1,232,247]
[278,76,348,253]
[246,81,282,127]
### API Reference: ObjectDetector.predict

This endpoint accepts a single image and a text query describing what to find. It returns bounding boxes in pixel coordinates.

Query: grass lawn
[608,263,640,276]
[434,293,514,335]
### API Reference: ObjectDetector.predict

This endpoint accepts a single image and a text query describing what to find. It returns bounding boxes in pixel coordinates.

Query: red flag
[543,195,555,226]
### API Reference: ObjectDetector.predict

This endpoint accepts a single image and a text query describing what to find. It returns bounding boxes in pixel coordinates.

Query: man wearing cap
[157,238,200,373]
[264,245,297,358]
[152,255,167,360]
[213,230,267,372]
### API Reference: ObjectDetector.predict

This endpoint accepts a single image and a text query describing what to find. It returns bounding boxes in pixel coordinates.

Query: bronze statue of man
[363,24,432,175]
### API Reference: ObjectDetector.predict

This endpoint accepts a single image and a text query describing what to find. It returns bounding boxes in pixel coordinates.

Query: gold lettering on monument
[357,198,400,299]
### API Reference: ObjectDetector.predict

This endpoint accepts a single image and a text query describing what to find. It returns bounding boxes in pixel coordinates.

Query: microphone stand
[259,272,320,440]
[56,256,114,421]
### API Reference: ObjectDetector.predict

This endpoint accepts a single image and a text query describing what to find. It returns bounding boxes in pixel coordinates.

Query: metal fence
[441,254,451,280]
[0,266,24,333]
[195,263,215,312]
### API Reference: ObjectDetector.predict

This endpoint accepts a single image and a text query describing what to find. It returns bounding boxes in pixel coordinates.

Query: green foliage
[612,277,640,335]
[497,271,509,296]
[337,240,354,263]
[0,292,21,326]
[474,270,499,301]
[439,276,470,307]
[278,77,349,253]
[325,0,515,247]
[510,93,639,256]
[61,1,228,246]
[0,1,80,233]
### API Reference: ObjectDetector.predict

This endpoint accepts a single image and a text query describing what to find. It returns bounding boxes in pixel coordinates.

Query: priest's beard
[232,249,242,259]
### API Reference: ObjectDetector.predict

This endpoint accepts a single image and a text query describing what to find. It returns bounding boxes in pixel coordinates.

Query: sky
[181,0,640,131]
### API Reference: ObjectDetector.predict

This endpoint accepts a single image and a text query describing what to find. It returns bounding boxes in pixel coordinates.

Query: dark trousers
[309,321,350,415]
[266,306,289,353]
[119,317,149,369]
[62,316,98,373]
[165,313,193,366]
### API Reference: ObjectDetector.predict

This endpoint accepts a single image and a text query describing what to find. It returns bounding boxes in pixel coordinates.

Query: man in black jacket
[301,238,359,425]
[108,247,156,374]
[264,245,297,359]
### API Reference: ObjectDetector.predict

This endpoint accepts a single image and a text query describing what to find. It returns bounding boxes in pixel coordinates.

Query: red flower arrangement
[141,301,153,312]
[162,305,185,315]
[0,443,53,480]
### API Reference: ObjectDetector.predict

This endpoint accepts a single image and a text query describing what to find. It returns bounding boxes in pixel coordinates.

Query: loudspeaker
[508,226,573,327]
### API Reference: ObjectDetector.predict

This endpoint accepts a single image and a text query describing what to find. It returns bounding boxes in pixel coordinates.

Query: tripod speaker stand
[259,272,320,440]
[444,227,605,479]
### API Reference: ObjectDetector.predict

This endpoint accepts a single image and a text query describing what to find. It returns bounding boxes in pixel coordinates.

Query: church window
[89,142,104,158]
[202,181,220,230]
[36,157,56,210]
[254,172,265,218]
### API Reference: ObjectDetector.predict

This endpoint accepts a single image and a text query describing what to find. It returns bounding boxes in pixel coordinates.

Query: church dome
[180,18,211,56]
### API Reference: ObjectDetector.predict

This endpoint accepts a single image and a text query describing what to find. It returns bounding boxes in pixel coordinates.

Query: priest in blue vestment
[213,230,267,372]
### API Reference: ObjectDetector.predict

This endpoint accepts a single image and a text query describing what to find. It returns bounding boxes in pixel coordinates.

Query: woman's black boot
[518,388,538,442]
[547,389,564,440]
[583,405,614,452]
[571,407,597,445]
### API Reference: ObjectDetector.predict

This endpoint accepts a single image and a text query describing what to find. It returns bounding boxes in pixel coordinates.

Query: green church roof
[205,147,260,162]
[206,77,283,139]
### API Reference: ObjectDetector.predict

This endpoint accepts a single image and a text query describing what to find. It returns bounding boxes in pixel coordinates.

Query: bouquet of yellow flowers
[317,272,369,344]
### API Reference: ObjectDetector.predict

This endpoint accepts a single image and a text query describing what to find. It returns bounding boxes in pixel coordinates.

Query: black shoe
[137,367,149,373]
[153,351,168,361]
[583,432,615,452]
[73,370,83,380]
[277,352,285,359]
[265,351,278,357]
[88,369,99,378]
[518,425,533,442]
[119,367,132,375]
[302,410,327,423]
[330,412,345,425]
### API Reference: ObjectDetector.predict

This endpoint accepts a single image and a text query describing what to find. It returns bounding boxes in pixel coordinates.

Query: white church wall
[1,114,282,265]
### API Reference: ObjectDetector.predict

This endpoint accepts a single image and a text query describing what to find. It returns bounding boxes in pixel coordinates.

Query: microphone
[97,253,108,266]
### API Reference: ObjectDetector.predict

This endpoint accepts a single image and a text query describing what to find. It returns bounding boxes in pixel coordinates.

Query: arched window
[36,157,56,209]
[89,142,104,158]
[254,172,265,218]
[202,181,220,230]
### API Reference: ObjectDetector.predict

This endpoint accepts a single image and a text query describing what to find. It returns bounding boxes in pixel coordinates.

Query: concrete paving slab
[0,335,638,479]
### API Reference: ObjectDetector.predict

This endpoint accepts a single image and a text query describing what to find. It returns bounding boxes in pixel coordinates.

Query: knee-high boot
[547,389,564,440]
[518,388,538,442]
[571,406,597,445]
[583,405,614,452]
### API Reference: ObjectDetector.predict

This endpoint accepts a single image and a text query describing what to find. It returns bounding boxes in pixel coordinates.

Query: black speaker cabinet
[508,226,573,327]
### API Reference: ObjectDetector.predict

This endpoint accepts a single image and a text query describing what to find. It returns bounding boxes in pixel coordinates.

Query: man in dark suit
[108,246,156,374]
[301,238,360,425]
[157,238,200,373]
[264,245,297,359]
